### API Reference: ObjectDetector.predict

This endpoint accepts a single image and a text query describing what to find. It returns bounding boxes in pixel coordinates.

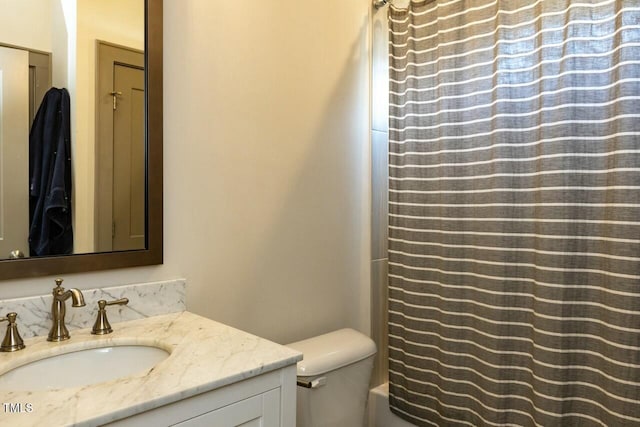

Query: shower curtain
[387,1,640,426]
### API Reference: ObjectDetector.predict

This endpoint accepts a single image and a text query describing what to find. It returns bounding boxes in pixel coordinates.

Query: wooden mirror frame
[0,0,163,280]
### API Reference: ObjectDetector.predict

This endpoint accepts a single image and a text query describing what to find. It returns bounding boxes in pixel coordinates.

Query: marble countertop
[0,311,302,426]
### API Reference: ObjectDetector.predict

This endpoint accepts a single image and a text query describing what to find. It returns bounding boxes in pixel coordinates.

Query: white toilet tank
[287,328,377,427]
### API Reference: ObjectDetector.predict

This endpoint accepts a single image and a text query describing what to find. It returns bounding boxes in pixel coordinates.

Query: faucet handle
[91,298,129,335]
[0,312,26,352]
[54,278,64,291]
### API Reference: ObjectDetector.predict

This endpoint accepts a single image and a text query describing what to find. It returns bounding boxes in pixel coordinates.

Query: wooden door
[95,42,145,252]
[0,46,29,259]
[112,64,145,251]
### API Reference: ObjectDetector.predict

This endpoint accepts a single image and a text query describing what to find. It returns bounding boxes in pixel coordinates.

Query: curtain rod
[374,0,392,9]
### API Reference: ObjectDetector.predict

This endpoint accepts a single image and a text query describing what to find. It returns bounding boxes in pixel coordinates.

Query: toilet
[287,328,377,427]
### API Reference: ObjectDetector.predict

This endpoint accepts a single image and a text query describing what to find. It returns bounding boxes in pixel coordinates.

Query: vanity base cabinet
[105,365,297,427]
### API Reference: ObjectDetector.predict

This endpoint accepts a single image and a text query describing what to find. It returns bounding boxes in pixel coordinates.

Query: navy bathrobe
[29,87,73,256]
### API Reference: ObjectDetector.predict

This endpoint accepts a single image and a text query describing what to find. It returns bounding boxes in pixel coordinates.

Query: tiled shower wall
[371,4,390,387]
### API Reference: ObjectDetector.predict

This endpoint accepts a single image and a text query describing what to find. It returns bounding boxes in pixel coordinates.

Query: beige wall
[0,0,372,345]
[0,0,52,52]
[0,0,70,94]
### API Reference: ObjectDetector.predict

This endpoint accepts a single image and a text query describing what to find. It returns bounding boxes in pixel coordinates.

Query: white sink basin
[0,345,170,391]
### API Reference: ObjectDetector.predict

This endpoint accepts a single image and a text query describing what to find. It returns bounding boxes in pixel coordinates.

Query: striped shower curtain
[387,1,640,426]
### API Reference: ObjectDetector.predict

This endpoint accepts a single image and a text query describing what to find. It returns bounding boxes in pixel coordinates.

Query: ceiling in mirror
[0,0,147,261]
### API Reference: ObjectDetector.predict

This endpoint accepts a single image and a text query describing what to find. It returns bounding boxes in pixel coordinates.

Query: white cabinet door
[173,388,280,427]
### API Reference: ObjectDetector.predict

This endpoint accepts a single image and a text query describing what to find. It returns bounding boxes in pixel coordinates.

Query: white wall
[51,0,72,90]
[0,0,371,345]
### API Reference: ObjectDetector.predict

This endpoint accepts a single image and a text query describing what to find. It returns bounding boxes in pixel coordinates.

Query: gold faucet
[47,278,86,342]
[0,312,25,352]
[91,298,129,335]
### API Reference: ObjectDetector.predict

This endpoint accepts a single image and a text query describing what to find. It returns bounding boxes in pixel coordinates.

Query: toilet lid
[286,328,377,377]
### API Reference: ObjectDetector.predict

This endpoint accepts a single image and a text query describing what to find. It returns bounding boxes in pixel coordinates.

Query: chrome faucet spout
[47,278,85,342]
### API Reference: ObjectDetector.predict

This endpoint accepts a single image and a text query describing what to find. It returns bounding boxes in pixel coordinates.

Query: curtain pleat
[387,1,640,425]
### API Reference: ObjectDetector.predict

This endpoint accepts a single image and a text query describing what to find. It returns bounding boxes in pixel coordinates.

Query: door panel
[28,51,51,127]
[0,46,29,258]
[95,42,145,252]
[112,64,145,251]
[172,389,280,427]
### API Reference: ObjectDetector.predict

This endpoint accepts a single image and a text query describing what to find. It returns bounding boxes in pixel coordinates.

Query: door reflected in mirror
[0,0,145,260]
[95,42,145,253]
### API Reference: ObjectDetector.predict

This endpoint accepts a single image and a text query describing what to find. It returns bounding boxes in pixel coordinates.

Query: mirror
[0,0,162,279]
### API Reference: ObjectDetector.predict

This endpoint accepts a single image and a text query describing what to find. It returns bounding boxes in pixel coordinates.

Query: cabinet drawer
[173,388,280,427]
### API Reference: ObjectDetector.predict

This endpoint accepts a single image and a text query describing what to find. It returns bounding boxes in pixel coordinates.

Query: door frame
[95,41,144,252]
[0,46,30,259]
[0,44,51,258]
[0,43,51,125]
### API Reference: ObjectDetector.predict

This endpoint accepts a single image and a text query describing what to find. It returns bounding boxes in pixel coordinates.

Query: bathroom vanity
[0,311,302,426]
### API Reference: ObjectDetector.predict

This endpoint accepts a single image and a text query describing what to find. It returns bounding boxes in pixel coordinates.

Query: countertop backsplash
[0,279,186,339]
